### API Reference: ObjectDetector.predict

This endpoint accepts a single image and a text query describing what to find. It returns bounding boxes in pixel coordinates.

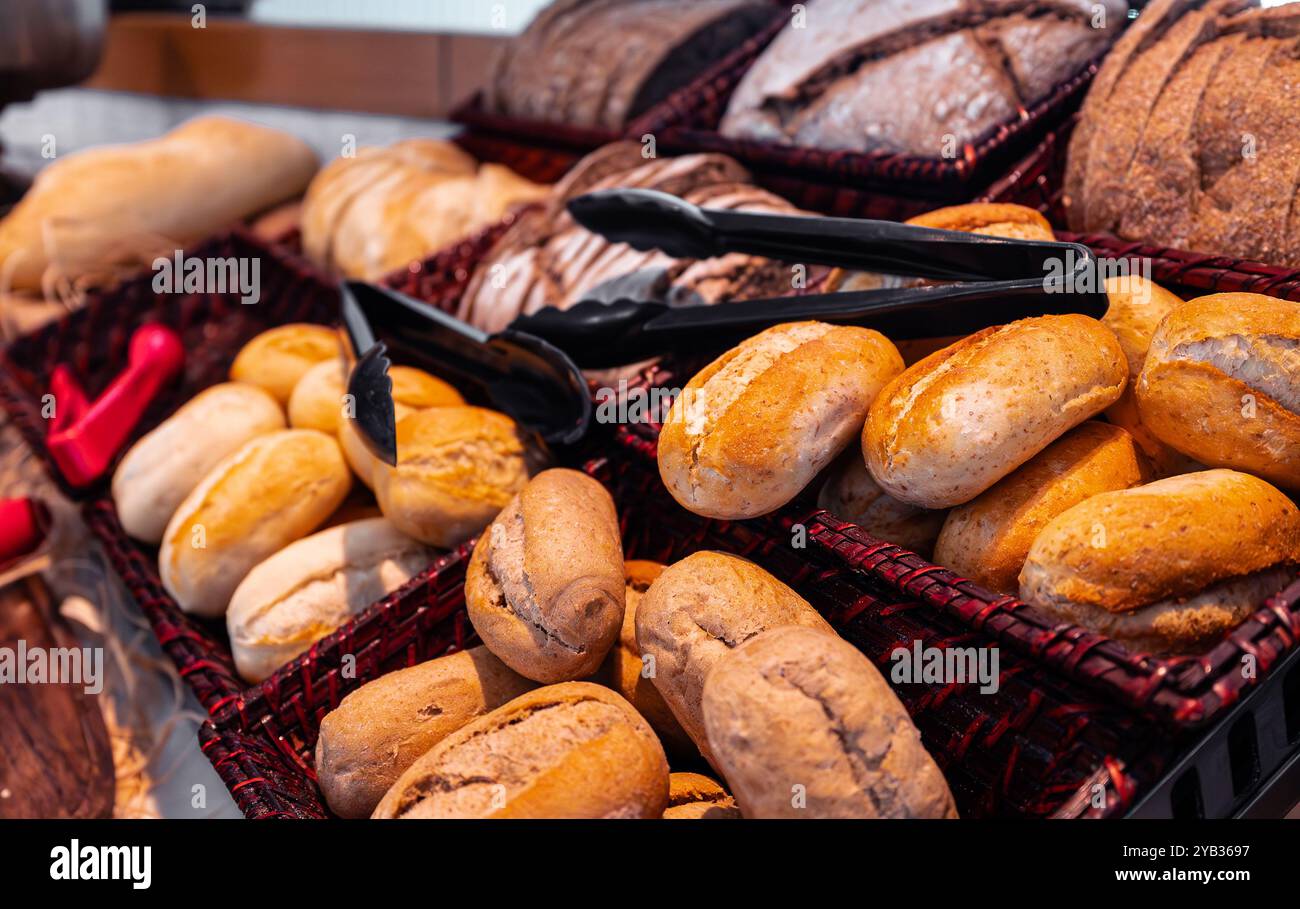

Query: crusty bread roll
[227,518,434,683]
[905,202,1055,241]
[702,625,958,819]
[934,422,1150,595]
[372,682,669,819]
[230,323,341,405]
[864,314,1128,509]
[290,358,463,436]
[1020,469,1300,654]
[373,406,533,547]
[159,429,352,617]
[0,116,317,292]
[1100,274,1199,477]
[314,645,536,818]
[592,561,695,758]
[634,551,834,766]
[1136,293,1300,491]
[663,772,741,820]
[112,383,284,543]
[659,321,904,519]
[465,469,625,683]
[817,451,947,558]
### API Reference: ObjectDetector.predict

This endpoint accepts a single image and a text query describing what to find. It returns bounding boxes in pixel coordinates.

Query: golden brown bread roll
[159,429,352,617]
[373,406,532,547]
[933,422,1150,595]
[1135,293,1300,491]
[230,323,341,405]
[663,772,741,820]
[465,469,625,683]
[864,314,1129,509]
[905,202,1055,241]
[816,451,947,558]
[702,625,958,819]
[315,646,536,818]
[1020,469,1300,654]
[634,551,834,766]
[372,682,669,819]
[658,321,904,519]
[290,358,464,436]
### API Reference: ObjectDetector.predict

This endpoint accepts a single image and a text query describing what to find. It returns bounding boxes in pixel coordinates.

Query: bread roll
[230,323,341,405]
[0,116,317,292]
[1136,293,1300,491]
[1020,469,1300,654]
[374,406,532,547]
[702,625,958,819]
[634,551,834,765]
[663,772,741,820]
[290,359,464,436]
[372,682,669,819]
[906,202,1055,241]
[817,452,947,558]
[659,321,904,519]
[465,469,624,683]
[159,429,352,617]
[864,314,1128,509]
[934,422,1149,595]
[112,383,284,543]
[227,518,434,683]
[315,645,536,818]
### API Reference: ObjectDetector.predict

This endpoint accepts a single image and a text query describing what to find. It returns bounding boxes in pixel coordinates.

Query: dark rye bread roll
[485,0,776,130]
[1065,0,1300,267]
[720,0,1126,156]
[456,143,807,333]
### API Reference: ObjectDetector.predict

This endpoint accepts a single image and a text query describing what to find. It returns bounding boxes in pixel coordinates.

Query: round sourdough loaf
[658,321,903,519]
[1019,469,1300,654]
[863,314,1128,509]
[702,625,958,819]
[1135,293,1300,491]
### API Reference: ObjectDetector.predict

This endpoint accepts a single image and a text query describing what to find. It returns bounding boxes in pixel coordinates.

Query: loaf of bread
[230,323,341,405]
[159,429,352,617]
[227,518,434,682]
[934,422,1149,594]
[112,382,284,543]
[485,0,776,130]
[1065,0,1300,267]
[863,314,1128,509]
[465,469,624,683]
[721,0,1125,156]
[659,322,904,519]
[372,682,669,818]
[373,406,533,547]
[315,645,536,818]
[817,452,947,558]
[702,625,958,819]
[634,551,834,765]
[1135,293,1300,491]
[662,772,741,820]
[1020,469,1300,654]
[0,116,317,292]
[289,358,463,436]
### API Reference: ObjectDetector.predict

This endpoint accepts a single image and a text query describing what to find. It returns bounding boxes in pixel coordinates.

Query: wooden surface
[83,13,505,118]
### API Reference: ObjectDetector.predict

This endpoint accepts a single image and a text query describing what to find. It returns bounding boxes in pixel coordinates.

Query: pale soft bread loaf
[1020,469,1300,654]
[374,406,532,547]
[1100,274,1199,477]
[659,321,904,519]
[934,422,1150,595]
[159,429,352,617]
[230,323,341,405]
[465,469,624,683]
[0,116,317,292]
[227,518,434,683]
[372,682,669,819]
[592,561,695,757]
[290,359,463,435]
[315,645,535,818]
[702,625,958,819]
[634,551,834,766]
[112,383,284,543]
[1136,293,1300,491]
[864,314,1128,509]
[663,772,741,820]
[817,451,947,558]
